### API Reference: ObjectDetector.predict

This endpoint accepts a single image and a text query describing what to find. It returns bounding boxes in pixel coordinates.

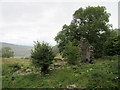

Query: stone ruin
[80,37,94,63]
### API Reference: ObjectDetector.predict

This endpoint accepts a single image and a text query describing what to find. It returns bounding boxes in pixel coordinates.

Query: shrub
[63,41,80,65]
[104,35,120,56]
[31,41,55,74]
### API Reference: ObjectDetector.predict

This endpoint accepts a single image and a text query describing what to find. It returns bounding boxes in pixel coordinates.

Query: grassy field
[1,56,119,88]
[2,58,30,64]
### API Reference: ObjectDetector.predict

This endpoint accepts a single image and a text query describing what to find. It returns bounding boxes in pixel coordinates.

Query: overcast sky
[0,0,119,46]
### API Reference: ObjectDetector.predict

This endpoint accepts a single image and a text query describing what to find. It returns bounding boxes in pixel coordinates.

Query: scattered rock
[54,65,61,69]
[89,68,93,71]
[14,71,20,74]
[86,70,89,72]
[59,84,62,87]
[67,84,77,89]
[26,69,32,72]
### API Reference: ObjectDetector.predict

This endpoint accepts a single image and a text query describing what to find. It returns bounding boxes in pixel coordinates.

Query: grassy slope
[2,57,119,88]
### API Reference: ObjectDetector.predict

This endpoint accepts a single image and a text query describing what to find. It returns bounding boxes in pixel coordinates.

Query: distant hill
[0,42,33,57]
[0,42,59,58]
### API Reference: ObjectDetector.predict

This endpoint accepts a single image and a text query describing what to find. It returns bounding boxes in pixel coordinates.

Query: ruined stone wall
[80,37,94,63]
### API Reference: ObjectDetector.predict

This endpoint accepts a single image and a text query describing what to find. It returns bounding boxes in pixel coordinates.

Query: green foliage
[9,63,21,73]
[2,63,21,75]
[101,55,119,61]
[0,47,14,58]
[55,6,111,58]
[31,41,55,74]
[63,41,80,65]
[104,30,120,55]
[86,72,118,88]
[2,56,118,88]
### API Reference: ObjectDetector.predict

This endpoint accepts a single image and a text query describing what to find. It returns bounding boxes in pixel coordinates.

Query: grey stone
[80,37,94,63]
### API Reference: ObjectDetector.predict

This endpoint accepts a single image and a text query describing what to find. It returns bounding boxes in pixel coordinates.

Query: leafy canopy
[55,6,111,58]
[104,30,120,56]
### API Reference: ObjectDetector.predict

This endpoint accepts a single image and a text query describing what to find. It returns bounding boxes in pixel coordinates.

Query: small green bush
[104,35,120,56]
[63,41,80,65]
[31,41,55,74]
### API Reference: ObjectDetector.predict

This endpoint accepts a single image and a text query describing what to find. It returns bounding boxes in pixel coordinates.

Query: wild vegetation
[2,56,119,88]
[55,6,119,58]
[1,6,119,89]
[31,41,55,74]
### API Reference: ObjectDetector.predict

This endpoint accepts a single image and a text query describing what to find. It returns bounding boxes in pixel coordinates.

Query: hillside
[0,42,33,57]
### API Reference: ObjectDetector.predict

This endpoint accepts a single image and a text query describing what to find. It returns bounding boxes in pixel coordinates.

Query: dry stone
[80,37,94,63]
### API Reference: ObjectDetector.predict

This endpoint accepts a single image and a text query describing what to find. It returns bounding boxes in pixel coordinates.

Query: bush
[104,35,120,56]
[31,41,55,74]
[63,41,80,65]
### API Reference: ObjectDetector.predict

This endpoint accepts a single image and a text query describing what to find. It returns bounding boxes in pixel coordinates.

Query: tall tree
[55,6,111,58]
